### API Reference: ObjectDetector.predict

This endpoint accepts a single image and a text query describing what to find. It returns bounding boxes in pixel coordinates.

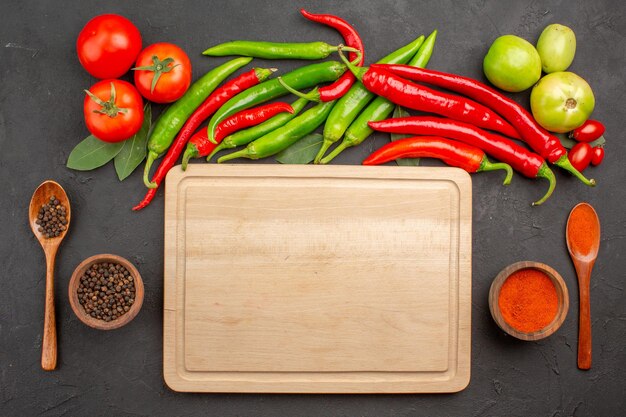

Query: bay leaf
[391,106,420,166]
[114,104,152,181]
[275,133,324,164]
[66,135,124,171]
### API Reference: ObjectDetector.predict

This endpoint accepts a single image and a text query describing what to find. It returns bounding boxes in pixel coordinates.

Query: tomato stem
[84,82,128,118]
[132,55,179,94]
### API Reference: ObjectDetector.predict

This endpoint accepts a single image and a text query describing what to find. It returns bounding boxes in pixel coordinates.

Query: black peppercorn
[77,262,135,321]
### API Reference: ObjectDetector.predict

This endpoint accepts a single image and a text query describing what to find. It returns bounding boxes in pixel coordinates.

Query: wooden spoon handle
[576,261,593,370]
[41,250,57,371]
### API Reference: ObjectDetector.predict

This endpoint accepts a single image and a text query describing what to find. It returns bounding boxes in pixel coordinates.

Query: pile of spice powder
[35,196,68,238]
[498,268,559,333]
[78,262,136,322]
[567,204,597,255]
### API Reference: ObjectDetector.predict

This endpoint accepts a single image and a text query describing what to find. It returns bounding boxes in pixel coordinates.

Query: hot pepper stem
[278,79,320,102]
[554,154,596,187]
[337,48,368,81]
[206,143,224,162]
[320,142,348,164]
[277,50,362,102]
[181,146,198,171]
[217,148,251,163]
[478,156,513,185]
[314,140,334,164]
[532,163,557,206]
[143,152,159,188]
[332,45,360,55]
[254,67,278,82]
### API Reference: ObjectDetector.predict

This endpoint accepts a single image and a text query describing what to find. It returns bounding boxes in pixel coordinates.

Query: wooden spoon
[566,202,600,370]
[28,180,71,371]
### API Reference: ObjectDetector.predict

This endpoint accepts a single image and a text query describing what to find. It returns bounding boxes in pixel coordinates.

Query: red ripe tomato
[568,142,593,172]
[77,14,142,79]
[133,43,192,103]
[83,80,144,142]
[569,119,605,143]
[591,147,605,166]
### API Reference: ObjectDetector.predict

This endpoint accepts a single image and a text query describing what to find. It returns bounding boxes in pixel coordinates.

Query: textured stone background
[1,0,624,415]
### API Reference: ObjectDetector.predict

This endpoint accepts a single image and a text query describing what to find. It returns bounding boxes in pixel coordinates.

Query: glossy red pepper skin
[133,68,272,211]
[186,130,216,159]
[214,102,293,144]
[372,64,596,187]
[373,64,562,155]
[351,65,520,139]
[300,9,364,101]
[365,135,475,168]
[181,103,293,171]
[363,136,513,184]
[570,119,605,143]
[369,116,538,176]
[369,117,556,205]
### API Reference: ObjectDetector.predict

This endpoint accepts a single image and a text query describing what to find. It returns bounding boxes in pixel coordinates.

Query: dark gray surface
[1,0,625,415]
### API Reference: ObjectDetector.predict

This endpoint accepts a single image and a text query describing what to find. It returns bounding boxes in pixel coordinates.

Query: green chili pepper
[206,61,346,144]
[143,57,252,184]
[321,30,438,164]
[217,100,335,162]
[314,35,427,163]
[206,96,310,161]
[203,40,359,60]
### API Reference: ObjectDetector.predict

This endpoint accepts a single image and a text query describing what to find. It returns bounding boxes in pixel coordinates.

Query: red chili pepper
[372,63,596,187]
[133,67,275,211]
[363,136,513,184]
[183,130,216,165]
[181,102,294,169]
[369,116,556,205]
[337,52,521,140]
[570,119,605,143]
[300,9,364,101]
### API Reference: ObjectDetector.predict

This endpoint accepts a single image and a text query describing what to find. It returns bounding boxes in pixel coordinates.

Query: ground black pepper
[35,196,67,238]
[78,262,136,322]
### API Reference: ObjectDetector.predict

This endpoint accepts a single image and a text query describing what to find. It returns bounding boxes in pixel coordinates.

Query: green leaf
[275,133,324,164]
[555,132,606,149]
[66,135,124,171]
[391,106,420,166]
[114,104,152,181]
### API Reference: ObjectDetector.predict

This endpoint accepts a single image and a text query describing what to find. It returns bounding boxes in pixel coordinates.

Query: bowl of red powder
[489,261,569,341]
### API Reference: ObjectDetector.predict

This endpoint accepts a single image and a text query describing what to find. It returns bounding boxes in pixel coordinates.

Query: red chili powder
[498,268,559,333]
[567,204,597,255]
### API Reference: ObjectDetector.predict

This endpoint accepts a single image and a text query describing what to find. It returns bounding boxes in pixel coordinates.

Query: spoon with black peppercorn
[29,180,71,371]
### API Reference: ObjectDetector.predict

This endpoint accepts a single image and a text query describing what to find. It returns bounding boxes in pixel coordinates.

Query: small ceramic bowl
[68,254,144,330]
[489,261,569,341]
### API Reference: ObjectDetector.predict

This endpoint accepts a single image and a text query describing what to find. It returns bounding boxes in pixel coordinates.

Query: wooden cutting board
[163,164,471,393]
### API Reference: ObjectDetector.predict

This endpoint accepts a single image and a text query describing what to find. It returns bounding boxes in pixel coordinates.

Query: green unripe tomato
[530,72,595,133]
[536,24,576,73]
[483,35,542,92]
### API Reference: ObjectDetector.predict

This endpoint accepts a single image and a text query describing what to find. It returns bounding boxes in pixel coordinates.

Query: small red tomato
[133,43,192,103]
[77,14,142,79]
[569,119,605,143]
[83,80,144,142]
[568,142,593,172]
[591,147,605,166]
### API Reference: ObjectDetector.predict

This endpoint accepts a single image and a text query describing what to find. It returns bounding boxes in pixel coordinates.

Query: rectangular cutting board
[164,164,472,393]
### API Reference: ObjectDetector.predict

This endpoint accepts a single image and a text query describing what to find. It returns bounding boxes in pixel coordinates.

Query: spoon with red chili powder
[566,202,601,370]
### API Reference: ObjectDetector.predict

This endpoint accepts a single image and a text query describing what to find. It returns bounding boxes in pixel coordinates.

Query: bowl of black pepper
[68,254,144,330]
